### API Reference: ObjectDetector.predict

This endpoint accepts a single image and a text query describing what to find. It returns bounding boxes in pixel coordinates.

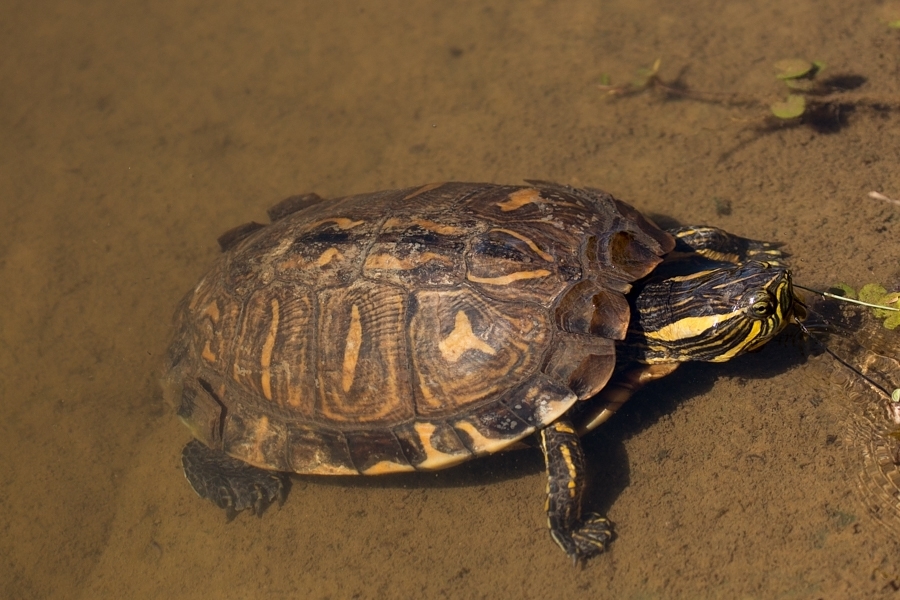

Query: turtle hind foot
[551,513,614,566]
[181,439,289,519]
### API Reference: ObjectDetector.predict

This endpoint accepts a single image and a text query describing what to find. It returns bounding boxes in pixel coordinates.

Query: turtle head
[626,260,799,364]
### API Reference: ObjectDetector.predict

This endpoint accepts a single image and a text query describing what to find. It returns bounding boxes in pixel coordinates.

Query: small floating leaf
[774,58,813,79]
[893,389,900,403]
[630,58,662,89]
[859,283,888,304]
[873,292,900,319]
[770,94,806,119]
[889,20,900,29]
[885,312,900,329]
[830,283,857,299]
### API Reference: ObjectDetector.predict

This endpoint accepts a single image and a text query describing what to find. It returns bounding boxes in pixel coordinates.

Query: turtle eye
[750,297,775,318]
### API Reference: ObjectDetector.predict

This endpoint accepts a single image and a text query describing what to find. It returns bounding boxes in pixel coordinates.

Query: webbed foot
[181,439,288,519]
[550,512,614,565]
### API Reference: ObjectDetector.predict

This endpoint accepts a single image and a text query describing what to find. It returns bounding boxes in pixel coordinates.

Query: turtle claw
[181,440,289,518]
[570,513,614,559]
[552,513,614,566]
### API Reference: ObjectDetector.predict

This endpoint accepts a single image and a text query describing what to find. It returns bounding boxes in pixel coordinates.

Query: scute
[222,410,289,472]
[316,281,413,425]
[166,182,674,474]
[362,211,473,287]
[230,284,315,414]
[409,287,550,416]
[542,333,617,400]
[554,280,631,340]
[466,226,575,305]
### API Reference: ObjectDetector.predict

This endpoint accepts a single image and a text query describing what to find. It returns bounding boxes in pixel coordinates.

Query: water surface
[3,0,900,597]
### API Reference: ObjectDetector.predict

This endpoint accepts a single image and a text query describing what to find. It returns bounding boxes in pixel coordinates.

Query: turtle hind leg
[539,420,614,564]
[181,439,289,519]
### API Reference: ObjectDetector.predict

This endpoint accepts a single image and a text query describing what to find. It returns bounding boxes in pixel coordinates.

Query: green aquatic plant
[600,57,900,134]
[827,282,900,329]
[774,58,818,80]
[770,94,807,119]
[597,59,662,96]
[769,58,826,120]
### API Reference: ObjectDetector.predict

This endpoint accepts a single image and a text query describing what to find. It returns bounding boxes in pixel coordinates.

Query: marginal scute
[589,288,632,340]
[267,193,325,222]
[421,420,471,459]
[604,230,665,281]
[390,422,428,467]
[287,426,356,475]
[345,430,415,474]
[467,181,595,226]
[495,187,542,212]
[167,270,243,392]
[173,379,224,447]
[392,421,473,470]
[608,196,676,255]
[554,280,631,340]
[222,410,290,471]
[388,182,473,215]
[453,402,534,453]
[514,373,578,424]
[585,198,674,288]
[567,354,617,400]
[542,334,617,400]
[217,222,266,252]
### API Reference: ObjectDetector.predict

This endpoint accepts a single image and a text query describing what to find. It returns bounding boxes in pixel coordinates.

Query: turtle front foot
[181,439,288,519]
[550,513,614,564]
[669,226,786,265]
[540,420,616,564]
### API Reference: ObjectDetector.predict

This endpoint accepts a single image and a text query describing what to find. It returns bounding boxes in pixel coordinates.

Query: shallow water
[3,0,900,598]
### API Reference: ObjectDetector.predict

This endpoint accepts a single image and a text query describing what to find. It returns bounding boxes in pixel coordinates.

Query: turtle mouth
[789,290,809,323]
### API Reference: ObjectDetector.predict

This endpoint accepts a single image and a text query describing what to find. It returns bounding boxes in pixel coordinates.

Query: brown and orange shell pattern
[163,182,675,476]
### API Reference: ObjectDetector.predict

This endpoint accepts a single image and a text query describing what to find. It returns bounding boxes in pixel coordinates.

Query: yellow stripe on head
[645,312,740,343]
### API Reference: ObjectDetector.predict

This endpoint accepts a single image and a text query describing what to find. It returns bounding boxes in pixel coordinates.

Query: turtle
[163,181,801,562]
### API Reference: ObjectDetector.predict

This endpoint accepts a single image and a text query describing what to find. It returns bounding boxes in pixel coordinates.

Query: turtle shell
[163,182,675,476]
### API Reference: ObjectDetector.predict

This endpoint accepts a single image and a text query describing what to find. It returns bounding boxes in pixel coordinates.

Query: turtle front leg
[669,225,786,265]
[539,420,613,563]
[181,439,289,519]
